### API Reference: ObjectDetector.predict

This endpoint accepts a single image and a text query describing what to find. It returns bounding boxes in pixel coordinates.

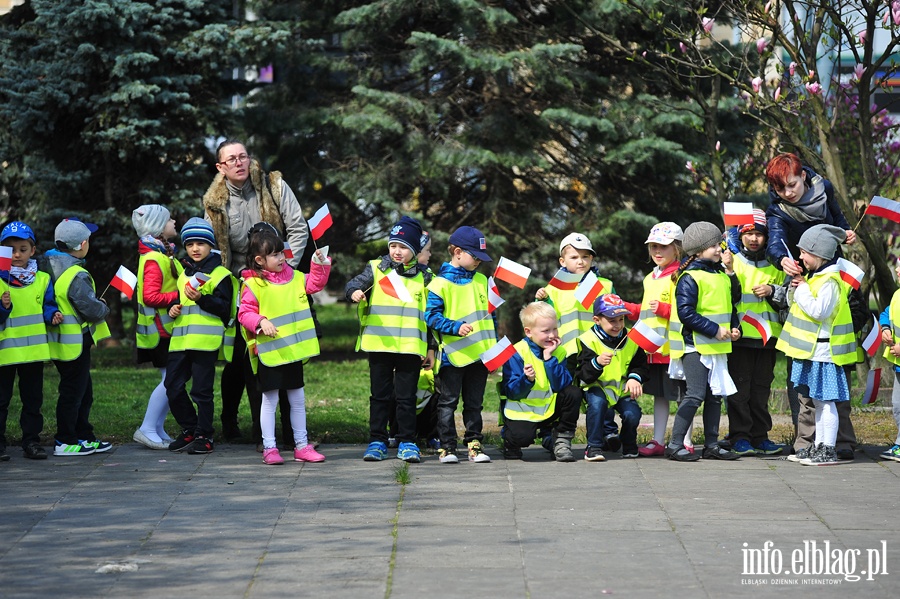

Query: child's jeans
[585,388,642,450]
[437,362,488,450]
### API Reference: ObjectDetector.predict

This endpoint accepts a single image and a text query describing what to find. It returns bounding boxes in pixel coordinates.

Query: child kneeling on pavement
[500,302,581,462]
[576,294,647,462]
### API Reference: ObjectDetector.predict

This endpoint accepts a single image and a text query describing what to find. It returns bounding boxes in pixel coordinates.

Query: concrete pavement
[1,442,899,598]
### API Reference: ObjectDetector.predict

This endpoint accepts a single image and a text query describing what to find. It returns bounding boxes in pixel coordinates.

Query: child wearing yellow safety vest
[347,216,432,464]
[42,218,112,456]
[165,218,236,455]
[777,225,854,466]
[721,210,788,457]
[500,302,582,461]
[666,222,741,462]
[575,294,647,462]
[0,221,62,461]
[238,226,330,465]
[131,205,182,450]
[426,225,496,464]
[878,261,900,463]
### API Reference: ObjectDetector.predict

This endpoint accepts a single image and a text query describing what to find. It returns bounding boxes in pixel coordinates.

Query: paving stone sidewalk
[1,443,898,598]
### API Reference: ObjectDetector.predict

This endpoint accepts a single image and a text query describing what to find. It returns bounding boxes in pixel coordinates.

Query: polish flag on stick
[861,367,882,405]
[378,269,413,303]
[282,242,294,259]
[188,272,211,290]
[741,310,773,345]
[864,196,900,223]
[862,314,881,358]
[547,268,582,291]
[627,319,667,353]
[0,246,11,271]
[308,204,333,240]
[480,336,517,372]
[837,258,865,290]
[723,202,756,227]
[573,271,605,309]
[487,276,504,314]
[493,257,531,289]
[110,265,138,299]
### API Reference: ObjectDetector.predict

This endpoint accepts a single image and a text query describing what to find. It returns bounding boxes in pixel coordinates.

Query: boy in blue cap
[426,225,496,464]
[0,222,62,460]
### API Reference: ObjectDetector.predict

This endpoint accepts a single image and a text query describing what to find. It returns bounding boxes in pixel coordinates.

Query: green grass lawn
[1,302,895,448]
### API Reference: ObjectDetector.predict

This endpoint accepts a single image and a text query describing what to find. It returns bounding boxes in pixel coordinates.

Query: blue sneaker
[397,442,421,463]
[732,439,758,456]
[426,437,441,451]
[363,441,388,461]
[753,439,785,455]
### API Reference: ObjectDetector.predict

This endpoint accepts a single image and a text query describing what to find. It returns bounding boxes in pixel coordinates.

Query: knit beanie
[181,217,217,248]
[682,221,722,256]
[389,216,423,255]
[132,204,170,238]
[737,208,768,237]
[797,224,846,260]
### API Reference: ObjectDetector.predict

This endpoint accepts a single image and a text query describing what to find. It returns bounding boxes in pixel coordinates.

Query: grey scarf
[777,174,828,223]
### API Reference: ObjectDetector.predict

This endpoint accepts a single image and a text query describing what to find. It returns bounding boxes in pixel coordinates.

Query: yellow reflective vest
[429,273,495,366]
[884,289,900,367]
[135,252,183,349]
[48,266,111,361]
[576,329,639,405]
[503,340,568,422]
[640,272,675,356]
[545,274,614,356]
[243,271,319,367]
[0,271,52,366]
[170,266,236,360]
[732,253,786,342]
[777,270,856,366]
[357,260,427,357]
[669,269,733,358]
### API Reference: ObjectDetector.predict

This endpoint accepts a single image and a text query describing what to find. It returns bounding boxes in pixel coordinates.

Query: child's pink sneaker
[262,447,284,465]
[638,440,666,457]
[294,444,325,462]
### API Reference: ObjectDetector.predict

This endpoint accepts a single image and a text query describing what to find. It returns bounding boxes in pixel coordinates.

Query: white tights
[813,399,838,447]
[260,387,308,450]
[139,368,170,443]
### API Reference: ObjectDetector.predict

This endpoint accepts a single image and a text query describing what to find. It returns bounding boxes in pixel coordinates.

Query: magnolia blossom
[789,62,797,77]
[756,38,768,54]
[859,30,868,45]
[764,0,773,14]
[774,87,782,101]
[702,17,714,33]
[642,51,647,57]
[686,161,696,173]
[679,42,688,53]
[884,12,891,27]
[894,1,900,26]
[752,76,763,93]
[809,70,816,79]
[805,82,822,94]
[715,140,721,151]
[854,63,866,81]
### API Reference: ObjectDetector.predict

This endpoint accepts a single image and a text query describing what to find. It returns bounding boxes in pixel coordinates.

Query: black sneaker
[665,446,700,462]
[584,446,606,462]
[169,430,195,452]
[0,447,9,462]
[836,447,855,461]
[185,436,214,454]
[502,443,523,460]
[603,433,622,453]
[702,444,740,460]
[23,443,48,460]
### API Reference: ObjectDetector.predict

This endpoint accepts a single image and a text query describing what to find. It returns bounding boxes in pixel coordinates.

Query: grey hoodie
[41,249,110,325]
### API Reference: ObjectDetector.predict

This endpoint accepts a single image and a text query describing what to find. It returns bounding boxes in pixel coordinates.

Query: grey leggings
[668,352,722,450]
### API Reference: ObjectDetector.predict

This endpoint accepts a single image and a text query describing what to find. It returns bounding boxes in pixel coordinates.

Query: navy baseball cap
[1,221,36,243]
[448,226,492,262]
[593,293,630,318]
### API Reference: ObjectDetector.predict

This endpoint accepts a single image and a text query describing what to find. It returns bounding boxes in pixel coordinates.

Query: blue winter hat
[1,221,36,243]
[448,225,492,262]
[389,216,423,255]
[181,217,217,248]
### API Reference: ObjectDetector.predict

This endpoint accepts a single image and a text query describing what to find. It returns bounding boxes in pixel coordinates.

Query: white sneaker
[438,448,459,464]
[133,429,169,450]
[467,441,491,463]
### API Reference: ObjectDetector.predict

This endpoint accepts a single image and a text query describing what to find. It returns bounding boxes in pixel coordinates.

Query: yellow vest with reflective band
[576,329,639,405]
[640,272,675,356]
[170,266,236,359]
[884,290,900,366]
[0,271,52,365]
[48,266,111,361]
[732,253,785,342]
[135,252,183,349]
[430,273,495,366]
[357,260,427,357]
[776,271,856,366]
[504,340,568,422]
[545,275,614,357]
[669,269,732,358]
[244,271,319,367]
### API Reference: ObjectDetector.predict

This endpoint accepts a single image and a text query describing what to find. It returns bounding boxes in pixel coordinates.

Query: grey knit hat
[797,224,846,260]
[132,204,170,238]
[682,221,722,256]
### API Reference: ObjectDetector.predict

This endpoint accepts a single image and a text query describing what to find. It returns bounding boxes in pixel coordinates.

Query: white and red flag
[493,257,531,289]
[282,242,294,259]
[110,265,138,299]
[741,311,773,346]
[723,202,756,227]
[378,269,413,303]
[308,204,333,240]
[0,246,11,271]
[573,271,605,309]
[487,276,504,314]
[861,367,882,405]
[862,315,881,358]
[837,258,865,290]
[865,196,900,223]
[480,336,517,372]
[547,268,582,291]
[627,319,667,353]
[187,272,211,290]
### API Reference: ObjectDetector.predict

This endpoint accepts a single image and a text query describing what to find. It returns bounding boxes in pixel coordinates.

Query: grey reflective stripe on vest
[778,329,814,353]
[786,315,819,333]
[505,397,553,417]
[832,341,857,356]
[257,329,318,355]
[180,305,205,316]
[0,313,44,331]
[48,331,84,345]
[136,323,156,336]
[0,334,48,350]
[558,311,587,326]
[693,312,731,347]
[668,320,683,351]
[172,324,223,337]
[139,304,156,316]
[832,323,855,336]
[560,328,580,347]
[269,309,313,328]
[363,325,426,339]
[367,305,424,319]
[742,293,763,305]
[443,328,494,354]
[893,323,900,339]
[456,309,489,323]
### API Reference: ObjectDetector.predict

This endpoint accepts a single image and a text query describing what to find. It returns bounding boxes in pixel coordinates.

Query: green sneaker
[880,444,900,463]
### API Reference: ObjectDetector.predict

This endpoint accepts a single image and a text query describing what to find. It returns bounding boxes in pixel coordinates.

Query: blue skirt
[790,359,850,402]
